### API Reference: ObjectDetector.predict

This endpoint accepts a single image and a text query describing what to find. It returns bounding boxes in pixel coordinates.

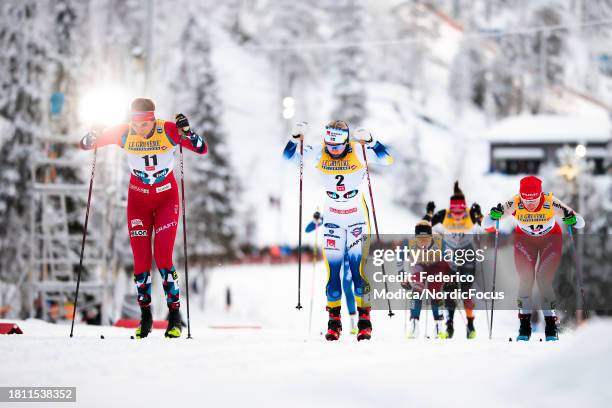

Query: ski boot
[444,319,454,339]
[407,318,419,339]
[135,306,153,339]
[325,306,342,341]
[349,313,358,335]
[165,308,182,338]
[544,316,559,341]
[516,313,532,341]
[435,317,448,339]
[356,307,372,341]
[466,317,476,339]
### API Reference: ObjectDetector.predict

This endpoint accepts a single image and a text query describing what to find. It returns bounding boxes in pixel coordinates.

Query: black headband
[415,224,432,235]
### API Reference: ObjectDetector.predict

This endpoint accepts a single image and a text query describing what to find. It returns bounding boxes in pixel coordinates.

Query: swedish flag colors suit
[284,138,393,309]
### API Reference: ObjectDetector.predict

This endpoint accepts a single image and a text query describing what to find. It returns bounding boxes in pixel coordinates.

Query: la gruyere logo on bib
[318,147,363,174]
[127,139,163,151]
[518,213,548,223]
[320,159,357,172]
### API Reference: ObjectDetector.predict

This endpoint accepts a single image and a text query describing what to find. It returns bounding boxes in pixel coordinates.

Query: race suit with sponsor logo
[483,193,585,316]
[80,120,207,309]
[284,139,393,309]
[306,217,356,314]
[426,208,482,319]
[396,237,450,320]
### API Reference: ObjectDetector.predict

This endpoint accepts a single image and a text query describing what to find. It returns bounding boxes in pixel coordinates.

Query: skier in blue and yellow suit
[284,120,393,341]
[305,210,359,335]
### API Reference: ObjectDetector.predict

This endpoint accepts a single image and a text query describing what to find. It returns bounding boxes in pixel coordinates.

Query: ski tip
[545,336,559,341]
[516,335,530,341]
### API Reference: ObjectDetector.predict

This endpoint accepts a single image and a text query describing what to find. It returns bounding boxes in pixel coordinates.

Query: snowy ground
[2,263,611,407]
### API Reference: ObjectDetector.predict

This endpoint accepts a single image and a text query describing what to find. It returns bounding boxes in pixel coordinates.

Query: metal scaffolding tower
[26,134,119,324]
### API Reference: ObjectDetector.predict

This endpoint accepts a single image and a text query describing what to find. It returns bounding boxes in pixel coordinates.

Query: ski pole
[452,267,467,326]
[308,218,319,334]
[178,129,192,339]
[70,145,97,338]
[476,236,490,333]
[567,224,589,319]
[403,297,408,337]
[361,144,394,317]
[424,303,429,339]
[480,250,490,335]
[423,280,429,339]
[489,219,500,340]
[296,139,304,310]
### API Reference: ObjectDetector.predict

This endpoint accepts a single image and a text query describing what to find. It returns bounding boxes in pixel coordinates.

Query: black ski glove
[470,203,482,222]
[426,201,436,214]
[175,113,190,131]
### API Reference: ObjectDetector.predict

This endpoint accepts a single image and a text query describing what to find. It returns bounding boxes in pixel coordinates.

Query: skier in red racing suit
[484,176,585,341]
[80,98,207,338]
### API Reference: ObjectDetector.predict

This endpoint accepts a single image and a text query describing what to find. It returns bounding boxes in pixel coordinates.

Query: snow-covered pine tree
[93,0,147,93]
[43,0,99,295]
[105,0,147,57]
[47,0,90,189]
[393,125,429,214]
[449,1,571,118]
[383,2,427,104]
[215,0,252,45]
[488,32,528,118]
[540,145,610,316]
[525,3,569,112]
[328,0,367,126]
[449,39,487,116]
[255,0,322,123]
[49,0,89,135]
[607,142,612,235]
[91,0,147,275]
[174,16,238,262]
[0,1,49,282]
[579,0,612,38]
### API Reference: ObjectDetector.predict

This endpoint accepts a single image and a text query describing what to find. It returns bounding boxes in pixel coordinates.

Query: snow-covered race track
[2,264,609,408]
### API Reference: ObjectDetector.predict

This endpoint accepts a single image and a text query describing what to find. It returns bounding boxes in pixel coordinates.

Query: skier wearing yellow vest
[283,120,393,341]
[80,98,207,339]
[483,176,585,341]
[424,181,483,339]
